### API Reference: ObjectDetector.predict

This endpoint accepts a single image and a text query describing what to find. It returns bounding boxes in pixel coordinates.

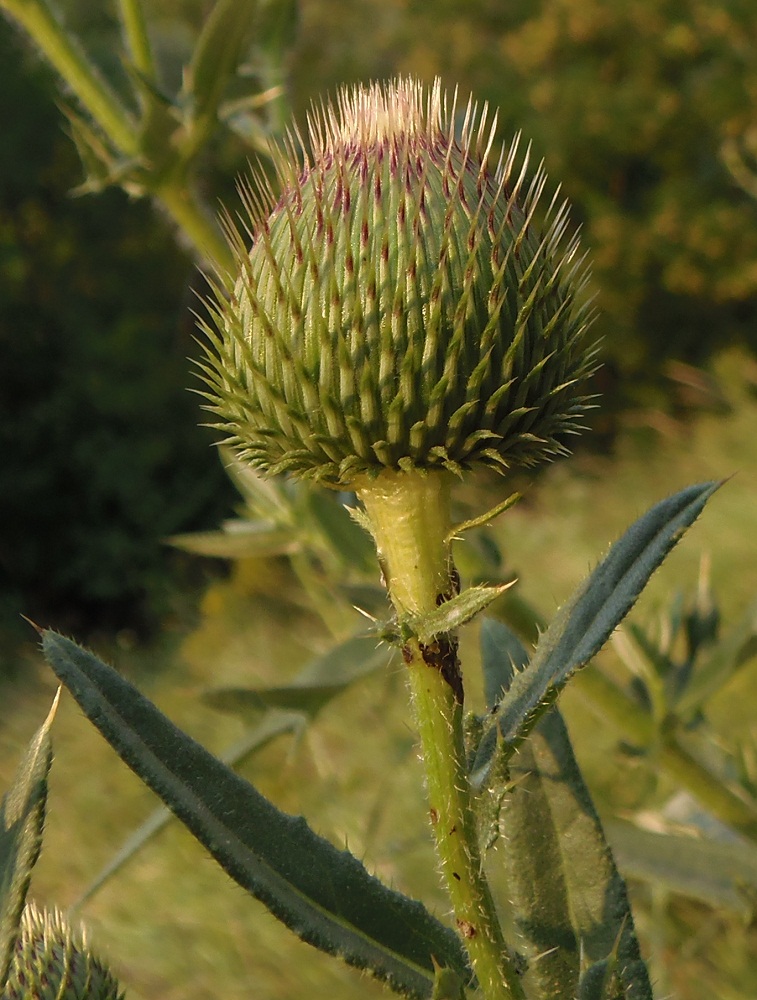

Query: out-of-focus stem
[357,470,525,1000]
[575,666,757,842]
[154,180,234,271]
[116,0,155,82]
[2,0,138,155]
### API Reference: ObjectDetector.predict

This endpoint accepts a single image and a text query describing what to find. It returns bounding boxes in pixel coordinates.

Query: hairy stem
[356,471,525,1000]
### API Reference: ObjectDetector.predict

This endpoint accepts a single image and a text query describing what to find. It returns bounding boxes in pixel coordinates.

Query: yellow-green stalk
[200,77,596,1000]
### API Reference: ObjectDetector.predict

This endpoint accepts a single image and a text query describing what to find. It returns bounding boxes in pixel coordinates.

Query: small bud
[3,903,124,1000]
[201,77,597,486]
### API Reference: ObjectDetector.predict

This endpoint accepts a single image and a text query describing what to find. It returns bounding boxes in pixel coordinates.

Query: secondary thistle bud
[201,77,596,486]
[3,903,124,999]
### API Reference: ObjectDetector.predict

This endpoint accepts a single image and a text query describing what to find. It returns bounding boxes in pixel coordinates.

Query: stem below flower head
[356,470,525,1000]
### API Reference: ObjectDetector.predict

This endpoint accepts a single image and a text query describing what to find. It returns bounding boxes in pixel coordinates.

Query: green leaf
[576,957,618,1000]
[41,632,471,998]
[204,634,394,720]
[76,712,304,906]
[166,520,298,558]
[302,491,377,575]
[606,817,757,917]
[60,104,121,194]
[0,692,58,989]
[447,492,521,541]
[474,482,719,777]
[480,618,529,711]
[431,963,467,999]
[410,584,514,645]
[498,706,653,999]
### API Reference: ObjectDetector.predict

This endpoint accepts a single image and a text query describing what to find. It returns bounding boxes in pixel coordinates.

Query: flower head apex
[200,77,597,486]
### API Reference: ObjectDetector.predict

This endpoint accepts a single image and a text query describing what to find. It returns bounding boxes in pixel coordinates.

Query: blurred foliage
[0,27,236,636]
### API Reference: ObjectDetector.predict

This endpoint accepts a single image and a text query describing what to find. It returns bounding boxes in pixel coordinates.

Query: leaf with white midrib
[475,482,719,775]
[41,632,471,998]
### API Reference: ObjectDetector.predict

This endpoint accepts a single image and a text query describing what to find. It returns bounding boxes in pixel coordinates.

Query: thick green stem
[357,471,525,1000]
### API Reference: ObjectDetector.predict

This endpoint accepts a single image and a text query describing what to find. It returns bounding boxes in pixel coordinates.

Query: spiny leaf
[166,520,298,558]
[447,492,521,541]
[487,655,653,1000]
[182,0,257,129]
[480,617,529,710]
[473,482,720,781]
[41,632,471,998]
[204,634,394,720]
[0,693,58,990]
[409,584,514,645]
[76,713,304,906]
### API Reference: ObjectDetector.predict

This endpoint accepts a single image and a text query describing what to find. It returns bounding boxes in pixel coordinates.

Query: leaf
[410,584,514,645]
[76,712,304,906]
[606,817,757,917]
[447,492,521,541]
[302,491,377,575]
[41,632,471,998]
[204,634,394,721]
[576,957,618,1000]
[166,520,298,558]
[474,482,719,778]
[431,962,467,999]
[498,706,653,999]
[480,618,529,711]
[0,692,58,989]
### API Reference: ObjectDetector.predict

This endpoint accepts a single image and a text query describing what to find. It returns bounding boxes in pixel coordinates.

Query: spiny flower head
[200,77,597,486]
[2,903,124,999]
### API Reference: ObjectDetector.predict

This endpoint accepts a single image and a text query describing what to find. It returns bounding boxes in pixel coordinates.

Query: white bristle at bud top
[200,77,598,486]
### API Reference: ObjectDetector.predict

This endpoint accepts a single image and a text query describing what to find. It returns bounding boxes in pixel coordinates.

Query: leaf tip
[20,615,45,636]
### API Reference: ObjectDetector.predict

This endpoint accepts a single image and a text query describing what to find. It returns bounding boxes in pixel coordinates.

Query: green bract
[201,77,597,486]
[3,904,124,1000]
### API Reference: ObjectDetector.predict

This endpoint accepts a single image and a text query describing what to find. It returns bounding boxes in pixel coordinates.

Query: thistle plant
[200,76,598,999]
[3,904,124,1000]
[2,73,734,1000]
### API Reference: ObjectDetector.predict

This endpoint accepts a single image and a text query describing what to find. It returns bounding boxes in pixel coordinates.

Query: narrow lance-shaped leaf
[479,622,652,998]
[503,707,653,999]
[80,635,393,904]
[205,634,394,720]
[473,481,720,780]
[0,692,58,989]
[76,712,304,907]
[41,631,471,998]
[606,817,757,917]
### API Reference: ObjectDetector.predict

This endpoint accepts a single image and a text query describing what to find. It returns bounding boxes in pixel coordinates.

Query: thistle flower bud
[201,77,597,486]
[3,903,124,1000]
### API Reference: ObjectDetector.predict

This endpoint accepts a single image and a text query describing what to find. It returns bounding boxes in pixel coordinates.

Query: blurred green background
[3,0,757,998]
